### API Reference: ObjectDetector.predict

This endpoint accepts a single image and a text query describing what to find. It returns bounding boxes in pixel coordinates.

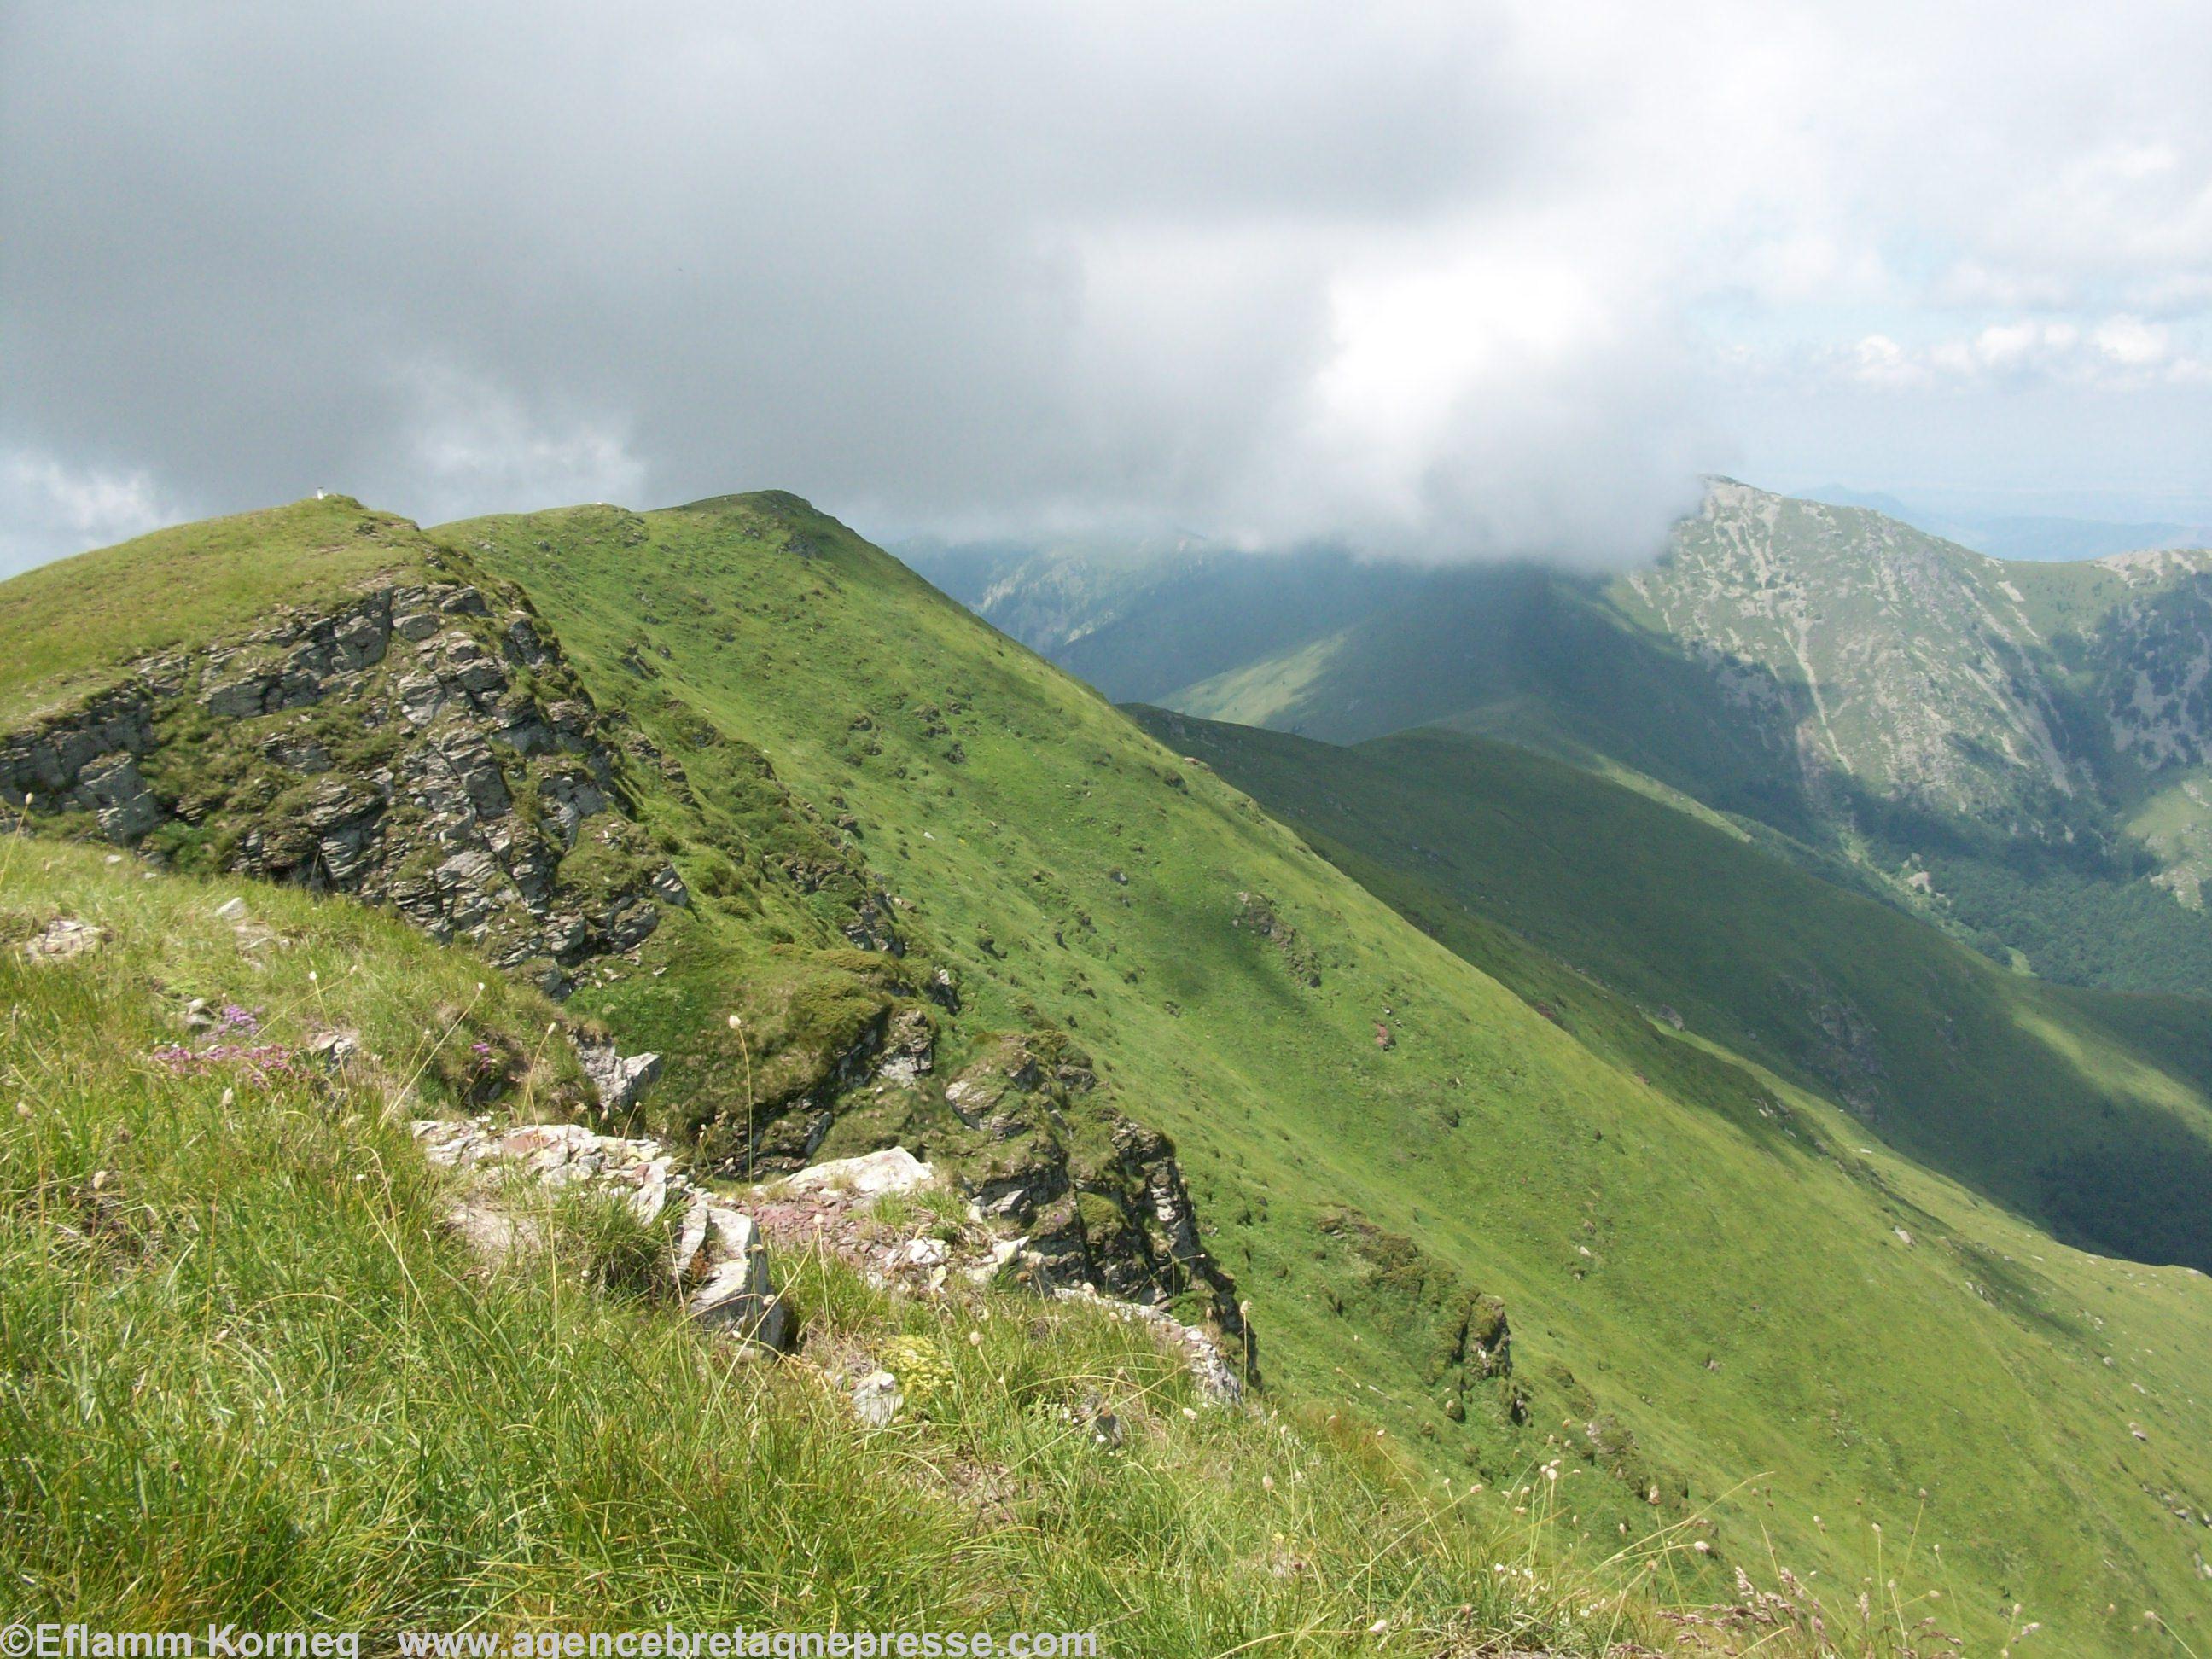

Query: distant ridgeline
[914,481,2212,999]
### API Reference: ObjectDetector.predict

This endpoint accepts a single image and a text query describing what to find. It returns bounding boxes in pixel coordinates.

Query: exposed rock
[1052,1283,1244,1403]
[0,686,157,811]
[944,1033,1251,1366]
[1317,1207,1511,1415]
[412,1115,789,1351]
[23,917,105,962]
[784,1144,936,1199]
[306,1027,362,1068]
[873,1007,934,1086]
[1232,889,1321,987]
[445,1196,539,1265]
[79,754,160,841]
[576,1040,663,1113]
[683,1203,789,1348]
[852,1369,903,1428]
[0,575,678,994]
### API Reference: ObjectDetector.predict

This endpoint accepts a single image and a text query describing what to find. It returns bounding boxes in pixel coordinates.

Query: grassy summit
[452,494,2212,1650]
[0,497,434,725]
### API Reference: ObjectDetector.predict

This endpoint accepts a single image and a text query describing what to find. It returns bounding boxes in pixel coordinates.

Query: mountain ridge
[7,492,2212,1650]
[923,483,2212,997]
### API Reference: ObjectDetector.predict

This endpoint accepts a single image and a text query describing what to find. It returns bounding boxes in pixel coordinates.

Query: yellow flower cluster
[878,1334,957,1406]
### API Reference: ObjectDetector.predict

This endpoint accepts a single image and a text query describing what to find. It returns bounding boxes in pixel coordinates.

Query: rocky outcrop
[754,1147,1243,1402]
[414,1116,789,1350]
[415,1119,1243,1396]
[21,917,106,962]
[1232,889,1321,987]
[1318,1208,1512,1424]
[0,574,679,999]
[0,683,161,809]
[946,1033,1251,1365]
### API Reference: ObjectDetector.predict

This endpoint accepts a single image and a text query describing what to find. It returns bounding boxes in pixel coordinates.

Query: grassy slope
[1130,712,2212,1276]
[1165,538,2212,998]
[0,497,433,724]
[1168,566,1825,842]
[438,494,2212,1651]
[2,838,1668,1653]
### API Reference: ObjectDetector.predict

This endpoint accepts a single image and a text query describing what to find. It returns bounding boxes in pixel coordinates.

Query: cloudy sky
[3,0,2209,573]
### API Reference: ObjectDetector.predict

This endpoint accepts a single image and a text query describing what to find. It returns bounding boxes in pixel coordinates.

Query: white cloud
[1845,335,1928,390]
[399,366,648,523]
[2092,316,2171,370]
[1821,315,2205,393]
[0,451,184,578]
[2,0,2208,568]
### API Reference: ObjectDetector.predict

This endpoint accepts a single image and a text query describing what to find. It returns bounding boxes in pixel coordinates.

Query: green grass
[1132,711,2212,1274]
[1051,488,2212,1000]
[431,493,2212,1652]
[7,491,2212,1650]
[0,838,1701,1653]
[0,497,437,724]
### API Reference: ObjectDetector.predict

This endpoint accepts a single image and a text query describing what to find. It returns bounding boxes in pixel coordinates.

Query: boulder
[576,1039,663,1113]
[852,1369,902,1428]
[784,1145,936,1199]
[684,1202,789,1349]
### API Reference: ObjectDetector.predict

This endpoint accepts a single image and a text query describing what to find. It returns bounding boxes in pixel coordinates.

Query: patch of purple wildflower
[154,1005,301,1087]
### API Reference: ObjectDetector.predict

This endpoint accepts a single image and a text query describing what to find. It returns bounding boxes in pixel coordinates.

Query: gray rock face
[0,687,157,812]
[0,574,676,995]
[79,754,160,841]
[576,1041,663,1113]
[946,1033,1251,1366]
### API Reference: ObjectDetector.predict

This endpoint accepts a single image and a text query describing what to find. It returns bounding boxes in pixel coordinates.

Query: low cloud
[3,0,2209,575]
[0,451,180,576]
[1831,317,2209,392]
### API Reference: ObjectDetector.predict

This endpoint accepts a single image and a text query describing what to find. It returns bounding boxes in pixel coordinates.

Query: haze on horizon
[3,0,2209,577]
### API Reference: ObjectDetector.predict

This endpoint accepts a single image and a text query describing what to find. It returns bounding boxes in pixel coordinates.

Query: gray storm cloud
[3,0,2209,573]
